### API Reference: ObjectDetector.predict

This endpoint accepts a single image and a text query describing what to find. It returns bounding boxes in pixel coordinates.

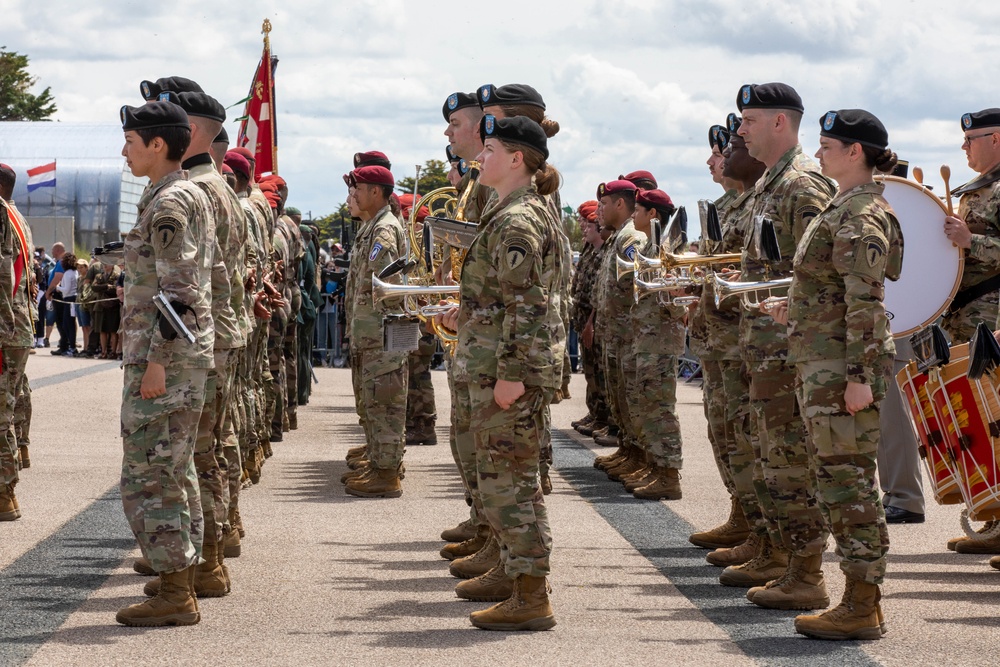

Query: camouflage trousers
[245,320,270,461]
[470,383,553,578]
[0,348,29,484]
[581,339,610,425]
[13,359,30,454]
[298,318,315,406]
[194,350,232,546]
[265,314,288,437]
[796,358,890,584]
[603,345,637,447]
[748,359,827,555]
[405,332,437,429]
[453,380,486,528]
[120,364,207,574]
[701,360,737,496]
[350,350,366,433]
[940,290,999,346]
[218,350,242,525]
[720,360,767,534]
[356,347,408,470]
[631,352,683,468]
[283,318,298,428]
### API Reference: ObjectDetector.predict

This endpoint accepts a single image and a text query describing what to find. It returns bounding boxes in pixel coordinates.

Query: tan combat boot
[346,445,366,461]
[794,576,882,640]
[223,524,242,558]
[719,537,789,587]
[578,419,604,437]
[689,497,751,549]
[450,534,501,579]
[954,529,1000,554]
[18,445,29,469]
[0,483,19,521]
[119,566,200,627]
[406,418,438,446]
[346,453,369,471]
[441,517,478,543]
[455,563,515,602]
[341,461,371,484]
[470,574,556,631]
[607,447,644,481]
[245,449,262,485]
[632,467,682,500]
[133,556,157,576]
[540,472,553,495]
[593,444,627,471]
[345,467,403,498]
[747,554,830,610]
[441,526,489,561]
[145,543,229,598]
[621,458,654,491]
[991,555,1000,571]
[593,425,621,447]
[946,520,996,551]
[706,533,760,567]
[230,506,246,538]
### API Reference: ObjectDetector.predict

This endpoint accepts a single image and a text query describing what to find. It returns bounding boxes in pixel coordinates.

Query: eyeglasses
[963,132,997,146]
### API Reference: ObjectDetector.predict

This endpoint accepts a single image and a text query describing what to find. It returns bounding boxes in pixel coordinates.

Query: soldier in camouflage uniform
[770,109,901,640]
[116,100,214,627]
[622,188,687,500]
[342,165,409,498]
[941,107,1000,557]
[591,180,647,481]
[262,177,293,445]
[0,166,34,520]
[720,84,835,604]
[440,115,559,631]
[695,121,769,567]
[687,122,750,551]
[570,201,610,435]
[276,199,304,432]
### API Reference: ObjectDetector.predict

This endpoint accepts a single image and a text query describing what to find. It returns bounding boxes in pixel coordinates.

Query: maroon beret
[354,151,391,169]
[224,151,251,180]
[636,188,674,211]
[221,163,234,175]
[619,170,658,188]
[597,180,637,199]
[350,165,395,187]
[231,146,255,162]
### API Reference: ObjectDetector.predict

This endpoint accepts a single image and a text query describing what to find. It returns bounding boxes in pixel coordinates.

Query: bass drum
[878,175,964,339]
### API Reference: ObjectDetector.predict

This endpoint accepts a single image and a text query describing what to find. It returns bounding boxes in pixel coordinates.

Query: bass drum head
[878,176,963,339]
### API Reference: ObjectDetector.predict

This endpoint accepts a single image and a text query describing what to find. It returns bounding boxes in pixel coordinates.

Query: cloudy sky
[5,0,996,221]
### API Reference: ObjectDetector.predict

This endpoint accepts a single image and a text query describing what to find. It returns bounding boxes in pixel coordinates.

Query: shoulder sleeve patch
[504,238,529,270]
[624,244,637,261]
[369,242,383,262]
[152,216,185,259]
[799,205,822,221]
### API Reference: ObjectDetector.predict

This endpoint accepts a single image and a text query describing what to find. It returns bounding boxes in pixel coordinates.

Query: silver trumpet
[616,252,662,280]
[712,274,792,311]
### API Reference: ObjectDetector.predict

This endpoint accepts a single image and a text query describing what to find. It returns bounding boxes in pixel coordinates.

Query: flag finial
[262,19,272,35]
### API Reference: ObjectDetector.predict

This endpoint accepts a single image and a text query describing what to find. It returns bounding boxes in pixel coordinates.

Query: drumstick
[941,165,954,215]
[913,167,923,185]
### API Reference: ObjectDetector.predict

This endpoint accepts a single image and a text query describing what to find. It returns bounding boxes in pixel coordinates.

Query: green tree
[561,207,585,252]
[0,47,56,121]
[396,159,450,196]
[313,203,351,245]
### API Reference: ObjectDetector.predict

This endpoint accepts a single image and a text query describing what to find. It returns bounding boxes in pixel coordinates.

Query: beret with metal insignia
[140,76,203,101]
[353,151,392,169]
[596,180,638,199]
[618,170,658,189]
[446,144,460,164]
[479,114,549,159]
[442,91,479,121]
[458,159,471,177]
[961,108,1000,131]
[171,91,226,123]
[477,83,546,110]
[736,82,804,113]
[120,101,190,131]
[709,124,730,152]
[819,109,889,150]
[727,113,742,134]
[349,165,395,187]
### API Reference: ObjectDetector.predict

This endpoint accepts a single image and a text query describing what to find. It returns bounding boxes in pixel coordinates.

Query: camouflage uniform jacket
[270,219,293,324]
[238,192,265,327]
[689,189,742,359]
[122,171,215,368]
[570,243,597,330]
[740,145,835,362]
[0,199,34,348]
[959,168,1000,279]
[345,204,405,351]
[632,237,686,356]
[454,184,559,388]
[249,185,275,274]
[787,182,902,385]
[594,219,647,351]
[0,201,16,345]
[188,159,244,349]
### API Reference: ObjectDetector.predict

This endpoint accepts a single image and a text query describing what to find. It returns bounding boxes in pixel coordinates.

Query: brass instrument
[712,275,792,311]
[371,275,461,344]
[661,250,742,271]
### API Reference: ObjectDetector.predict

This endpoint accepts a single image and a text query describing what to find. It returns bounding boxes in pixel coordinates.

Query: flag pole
[262,19,277,175]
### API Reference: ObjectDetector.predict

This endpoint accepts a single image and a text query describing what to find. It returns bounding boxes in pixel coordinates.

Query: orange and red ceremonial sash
[5,201,30,299]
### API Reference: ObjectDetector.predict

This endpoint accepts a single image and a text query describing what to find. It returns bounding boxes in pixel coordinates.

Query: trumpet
[372,274,461,347]
[615,253,662,280]
[712,275,792,310]
[661,251,742,271]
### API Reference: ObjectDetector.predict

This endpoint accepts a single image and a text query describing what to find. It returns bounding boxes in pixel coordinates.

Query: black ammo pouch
[158,301,193,341]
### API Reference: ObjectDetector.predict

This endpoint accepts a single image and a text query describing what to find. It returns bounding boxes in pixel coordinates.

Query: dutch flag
[26,161,56,192]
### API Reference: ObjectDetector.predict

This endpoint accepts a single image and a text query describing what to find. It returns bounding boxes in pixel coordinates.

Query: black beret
[478,83,546,110]
[709,124,730,151]
[445,144,460,164]
[458,158,472,177]
[214,126,229,144]
[961,108,1000,131]
[820,109,888,150]
[140,76,203,101]
[737,82,804,113]
[442,91,479,121]
[169,91,226,123]
[120,101,190,131]
[479,114,549,160]
[727,112,742,134]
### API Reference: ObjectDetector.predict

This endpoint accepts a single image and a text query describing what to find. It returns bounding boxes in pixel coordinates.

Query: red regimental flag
[237,27,277,176]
